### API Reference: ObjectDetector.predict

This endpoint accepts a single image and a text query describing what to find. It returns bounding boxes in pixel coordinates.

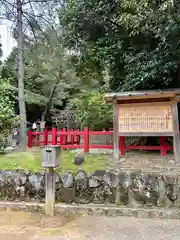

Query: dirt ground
[0,210,180,240]
[107,151,179,171]
[0,210,78,240]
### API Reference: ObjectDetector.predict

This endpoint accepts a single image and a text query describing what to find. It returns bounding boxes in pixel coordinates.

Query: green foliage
[4,0,180,131]
[119,0,180,90]
[2,30,82,119]
[0,78,16,149]
[59,0,180,91]
[67,91,113,130]
[2,26,108,123]
[26,31,80,108]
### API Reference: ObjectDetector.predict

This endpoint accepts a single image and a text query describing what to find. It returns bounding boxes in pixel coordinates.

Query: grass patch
[0,149,108,173]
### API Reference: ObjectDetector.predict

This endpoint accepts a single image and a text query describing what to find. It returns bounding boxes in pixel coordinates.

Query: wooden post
[61,128,66,144]
[70,128,74,144]
[113,100,119,162]
[27,130,33,148]
[65,128,68,144]
[84,127,89,153]
[172,100,180,163]
[44,129,48,146]
[52,128,57,145]
[160,136,167,156]
[76,129,80,144]
[45,167,56,216]
[119,136,125,156]
[60,129,63,145]
[36,132,40,146]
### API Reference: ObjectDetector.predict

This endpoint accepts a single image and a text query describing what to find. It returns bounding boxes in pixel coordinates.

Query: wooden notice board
[105,90,180,161]
[118,102,173,133]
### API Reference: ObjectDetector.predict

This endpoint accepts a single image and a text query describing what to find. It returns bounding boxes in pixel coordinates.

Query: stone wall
[0,169,180,209]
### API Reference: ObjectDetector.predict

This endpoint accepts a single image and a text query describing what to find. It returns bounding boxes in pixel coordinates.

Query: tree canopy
[59,0,180,91]
[2,0,180,131]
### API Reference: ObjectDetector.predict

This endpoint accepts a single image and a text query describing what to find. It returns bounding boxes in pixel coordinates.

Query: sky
[0,19,16,62]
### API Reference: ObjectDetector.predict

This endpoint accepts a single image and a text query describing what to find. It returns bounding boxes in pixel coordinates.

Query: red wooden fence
[28,128,173,156]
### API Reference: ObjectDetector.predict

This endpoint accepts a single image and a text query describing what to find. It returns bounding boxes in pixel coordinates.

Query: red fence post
[63,128,66,144]
[119,136,125,156]
[62,128,66,144]
[84,127,89,153]
[28,130,33,148]
[36,131,40,146]
[44,129,48,146]
[76,129,80,144]
[160,136,167,156]
[52,128,57,145]
[70,128,74,144]
[60,129,63,145]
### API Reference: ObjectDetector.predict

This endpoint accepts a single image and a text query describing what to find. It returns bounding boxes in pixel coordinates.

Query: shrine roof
[104,89,180,102]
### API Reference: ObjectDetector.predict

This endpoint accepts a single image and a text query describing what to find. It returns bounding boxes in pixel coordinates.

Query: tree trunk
[17,0,27,151]
[41,77,60,121]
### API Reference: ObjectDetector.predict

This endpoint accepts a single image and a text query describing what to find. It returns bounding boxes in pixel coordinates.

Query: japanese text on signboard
[118,102,172,132]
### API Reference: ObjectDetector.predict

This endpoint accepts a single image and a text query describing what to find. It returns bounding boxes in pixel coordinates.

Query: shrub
[68,90,113,130]
[0,79,17,149]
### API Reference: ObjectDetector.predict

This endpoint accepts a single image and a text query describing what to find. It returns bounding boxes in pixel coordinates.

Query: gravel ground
[0,211,180,240]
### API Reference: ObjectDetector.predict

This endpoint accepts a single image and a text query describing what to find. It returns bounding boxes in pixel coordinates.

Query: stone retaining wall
[0,169,180,209]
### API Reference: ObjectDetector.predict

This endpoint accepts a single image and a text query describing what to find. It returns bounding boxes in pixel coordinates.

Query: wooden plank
[172,101,180,163]
[160,136,167,156]
[118,102,173,133]
[105,89,180,102]
[117,132,173,137]
[45,167,56,216]
[117,97,171,104]
[116,94,175,101]
[119,136,125,156]
[113,100,119,161]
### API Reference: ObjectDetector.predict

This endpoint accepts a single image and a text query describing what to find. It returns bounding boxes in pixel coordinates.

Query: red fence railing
[28,128,173,156]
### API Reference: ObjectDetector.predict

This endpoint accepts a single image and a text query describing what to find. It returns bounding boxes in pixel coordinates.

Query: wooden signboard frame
[118,102,173,136]
[105,89,180,163]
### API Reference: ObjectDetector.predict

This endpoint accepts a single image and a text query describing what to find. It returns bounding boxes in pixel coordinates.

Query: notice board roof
[105,89,180,102]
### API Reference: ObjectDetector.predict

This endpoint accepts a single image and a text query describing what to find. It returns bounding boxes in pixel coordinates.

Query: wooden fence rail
[28,128,173,156]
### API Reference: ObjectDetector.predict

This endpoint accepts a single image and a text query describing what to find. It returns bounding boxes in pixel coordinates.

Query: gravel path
[0,211,179,240]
